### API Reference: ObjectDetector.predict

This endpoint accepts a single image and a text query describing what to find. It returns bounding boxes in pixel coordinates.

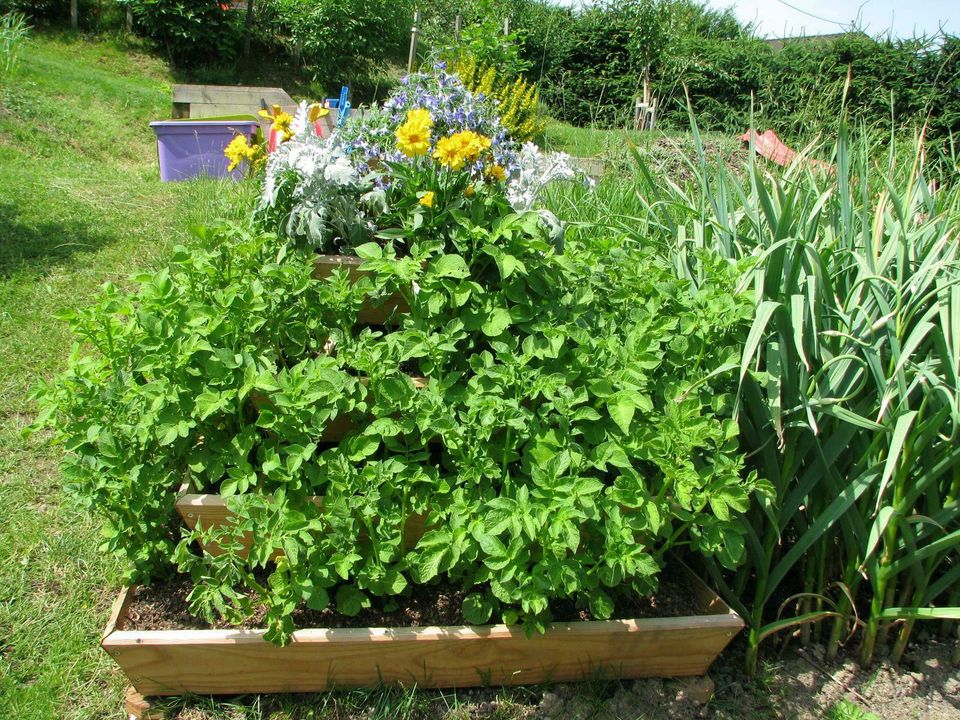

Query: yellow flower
[406,108,433,129]
[396,108,433,157]
[258,105,295,143]
[464,185,476,198]
[272,112,294,141]
[460,131,491,162]
[486,164,507,182]
[433,134,467,169]
[224,134,259,172]
[433,130,492,169]
[419,191,435,208]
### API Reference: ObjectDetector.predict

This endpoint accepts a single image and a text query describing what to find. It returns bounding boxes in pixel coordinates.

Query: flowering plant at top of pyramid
[338,64,517,179]
[255,66,586,255]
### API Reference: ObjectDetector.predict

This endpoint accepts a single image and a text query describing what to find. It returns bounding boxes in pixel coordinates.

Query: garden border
[101,561,743,699]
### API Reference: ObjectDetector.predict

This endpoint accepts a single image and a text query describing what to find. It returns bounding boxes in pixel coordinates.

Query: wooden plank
[313,255,410,324]
[176,492,429,558]
[186,104,271,119]
[103,596,742,695]
[103,585,134,639]
[172,84,294,105]
[170,85,298,127]
[313,254,370,280]
[125,687,167,720]
[681,562,736,616]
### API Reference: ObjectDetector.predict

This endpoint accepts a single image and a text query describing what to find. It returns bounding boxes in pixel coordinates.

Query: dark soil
[123,567,701,632]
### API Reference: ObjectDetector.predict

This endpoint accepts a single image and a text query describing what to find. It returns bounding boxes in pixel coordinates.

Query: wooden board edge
[671,555,743,627]
[104,611,740,647]
[102,586,134,642]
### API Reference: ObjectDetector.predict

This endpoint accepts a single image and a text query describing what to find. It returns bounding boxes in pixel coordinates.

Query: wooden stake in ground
[125,688,165,720]
[407,9,420,73]
[70,0,78,29]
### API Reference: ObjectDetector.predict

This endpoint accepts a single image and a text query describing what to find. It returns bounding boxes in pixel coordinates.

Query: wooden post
[125,7,133,33]
[503,17,510,36]
[243,0,254,57]
[70,0,78,29]
[634,70,656,131]
[407,9,420,74]
[454,14,462,43]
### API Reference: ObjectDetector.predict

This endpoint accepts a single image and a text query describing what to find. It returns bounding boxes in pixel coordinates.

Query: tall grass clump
[0,11,29,79]
[555,119,960,672]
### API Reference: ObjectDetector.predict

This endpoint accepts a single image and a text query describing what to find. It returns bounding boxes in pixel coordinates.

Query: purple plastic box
[149,120,259,182]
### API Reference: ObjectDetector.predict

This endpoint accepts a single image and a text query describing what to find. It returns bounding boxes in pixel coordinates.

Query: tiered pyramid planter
[313,255,409,324]
[106,253,745,715]
[102,561,743,701]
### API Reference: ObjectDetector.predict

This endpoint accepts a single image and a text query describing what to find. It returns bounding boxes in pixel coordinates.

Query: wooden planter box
[101,564,743,698]
[176,488,427,558]
[249,376,428,443]
[314,255,409,325]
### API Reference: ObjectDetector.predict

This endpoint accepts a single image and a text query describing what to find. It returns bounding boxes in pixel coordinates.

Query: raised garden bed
[101,563,743,697]
[313,255,409,325]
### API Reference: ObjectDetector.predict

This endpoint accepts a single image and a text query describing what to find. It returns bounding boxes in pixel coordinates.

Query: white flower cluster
[259,103,371,251]
[506,143,585,211]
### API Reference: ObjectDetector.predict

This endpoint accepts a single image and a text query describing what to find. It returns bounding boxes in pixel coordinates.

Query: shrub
[253,0,413,85]
[0,0,61,23]
[35,212,759,642]
[529,0,746,128]
[418,0,532,80]
[120,0,244,64]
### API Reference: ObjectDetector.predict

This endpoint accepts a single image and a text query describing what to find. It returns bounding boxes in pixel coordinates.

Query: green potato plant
[34,206,761,644]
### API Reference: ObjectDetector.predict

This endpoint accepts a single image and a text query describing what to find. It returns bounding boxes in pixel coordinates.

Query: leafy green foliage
[657,32,960,156]
[503,0,958,158]
[595,116,960,670]
[36,201,758,643]
[0,10,28,78]
[253,0,413,85]
[523,0,745,128]
[451,52,546,144]
[419,0,532,79]
[120,0,244,63]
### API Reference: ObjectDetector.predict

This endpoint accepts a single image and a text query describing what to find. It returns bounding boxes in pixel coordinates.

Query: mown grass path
[0,33,249,719]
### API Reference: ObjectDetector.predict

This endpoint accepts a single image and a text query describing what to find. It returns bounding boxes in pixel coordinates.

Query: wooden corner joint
[124,687,166,720]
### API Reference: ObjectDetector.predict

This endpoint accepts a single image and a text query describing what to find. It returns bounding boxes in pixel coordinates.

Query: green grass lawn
[0,31,253,720]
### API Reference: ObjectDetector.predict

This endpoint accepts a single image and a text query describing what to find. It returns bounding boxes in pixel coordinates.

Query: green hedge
[519,2,959,153]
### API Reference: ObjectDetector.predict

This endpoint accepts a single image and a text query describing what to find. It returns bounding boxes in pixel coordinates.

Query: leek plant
[0,11,29,79]
[555,119,960,672]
